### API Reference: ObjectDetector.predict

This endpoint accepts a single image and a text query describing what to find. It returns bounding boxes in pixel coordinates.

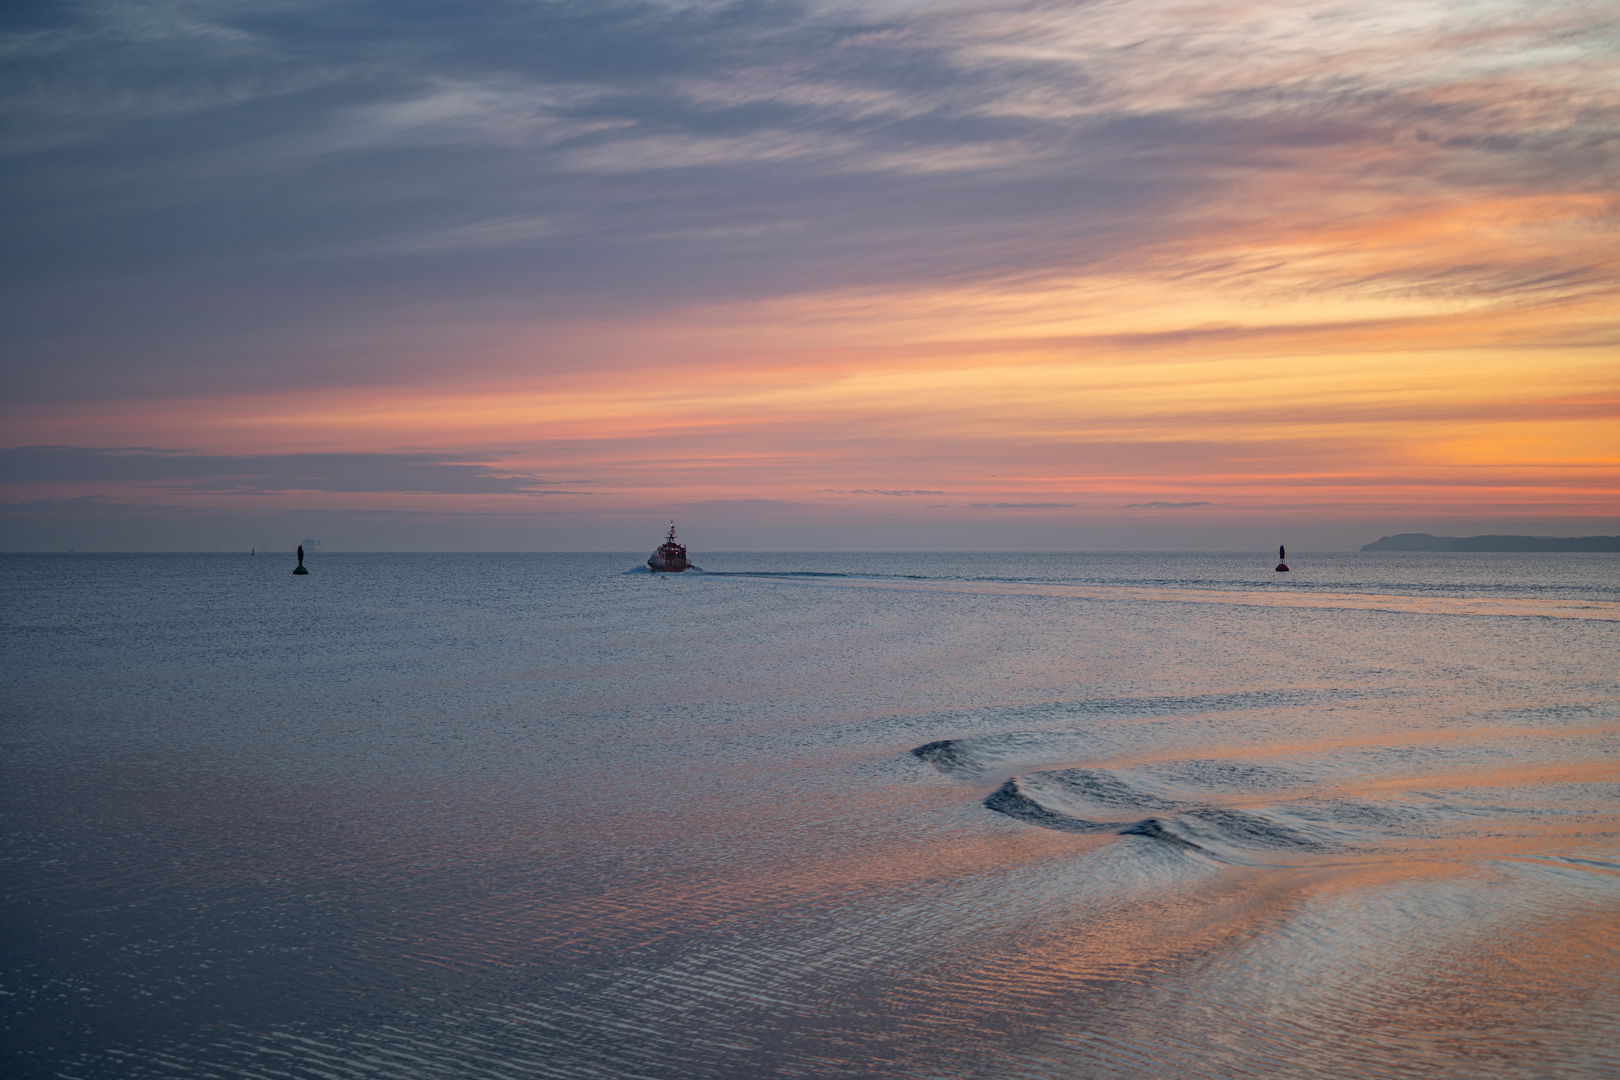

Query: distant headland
[1360,533,1620,552]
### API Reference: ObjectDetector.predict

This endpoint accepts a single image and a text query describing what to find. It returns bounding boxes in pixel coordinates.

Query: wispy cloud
[0,447,586,496]
[967,502,1076,510]
[10,0,1607,308]
[0,0,1613,548]
[1126,501,1217,509]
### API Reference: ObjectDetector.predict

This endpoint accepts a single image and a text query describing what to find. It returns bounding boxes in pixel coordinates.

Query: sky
[1,0,1615,551]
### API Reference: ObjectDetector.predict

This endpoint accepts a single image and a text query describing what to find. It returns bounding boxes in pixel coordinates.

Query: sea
[2,551,1617,1079]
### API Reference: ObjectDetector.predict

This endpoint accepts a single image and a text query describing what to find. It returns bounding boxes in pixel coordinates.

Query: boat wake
[979,767,1334,861]
[642,563,1620,621]
[905,719,1573,864]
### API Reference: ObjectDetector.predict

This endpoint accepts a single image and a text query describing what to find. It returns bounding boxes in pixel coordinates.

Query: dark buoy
[293,544,309,575]
[1275,543,1289,572]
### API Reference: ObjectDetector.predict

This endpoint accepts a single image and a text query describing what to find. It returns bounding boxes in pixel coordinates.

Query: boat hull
[647,523,691,572]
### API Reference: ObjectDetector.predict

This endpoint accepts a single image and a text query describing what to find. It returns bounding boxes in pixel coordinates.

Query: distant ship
[647,522,691,573]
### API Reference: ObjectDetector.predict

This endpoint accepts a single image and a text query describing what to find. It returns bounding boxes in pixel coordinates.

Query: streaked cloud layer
[0,446,586,494]
[2,0,1614,549]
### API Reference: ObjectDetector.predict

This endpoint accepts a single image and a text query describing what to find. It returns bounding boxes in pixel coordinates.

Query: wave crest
[981,766,1332,860]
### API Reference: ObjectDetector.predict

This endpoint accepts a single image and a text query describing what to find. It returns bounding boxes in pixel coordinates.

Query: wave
[911,731,1118,777]
[1011,767,1180,815]
[944,749,1349,861]
[982,769,1333,860]
[982,776,1119,833]
[910,739,976,774]
[906,696,1345,777]
[1119,809,1331,855]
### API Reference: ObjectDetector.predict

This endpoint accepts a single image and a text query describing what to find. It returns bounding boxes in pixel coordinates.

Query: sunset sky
[2,0,1615,551]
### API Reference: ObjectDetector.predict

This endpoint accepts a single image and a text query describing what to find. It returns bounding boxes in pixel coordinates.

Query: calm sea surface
[3,552,1617,1078]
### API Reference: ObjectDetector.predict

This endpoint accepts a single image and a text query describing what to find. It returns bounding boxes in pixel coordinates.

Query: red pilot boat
[647,522,691,573]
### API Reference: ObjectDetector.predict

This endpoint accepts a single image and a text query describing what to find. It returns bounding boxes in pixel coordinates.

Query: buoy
[1275,562,1289,572]
[1275,543,1289,571]
[293,544,309,575]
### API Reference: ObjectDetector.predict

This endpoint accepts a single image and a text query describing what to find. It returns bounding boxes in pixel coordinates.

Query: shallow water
[2,551,1617,1078]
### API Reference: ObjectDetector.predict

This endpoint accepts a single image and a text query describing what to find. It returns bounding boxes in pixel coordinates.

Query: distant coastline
[1360,533,1620,552]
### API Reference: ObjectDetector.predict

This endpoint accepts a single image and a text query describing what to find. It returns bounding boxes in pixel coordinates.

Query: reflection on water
[2,552,1616,1078]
